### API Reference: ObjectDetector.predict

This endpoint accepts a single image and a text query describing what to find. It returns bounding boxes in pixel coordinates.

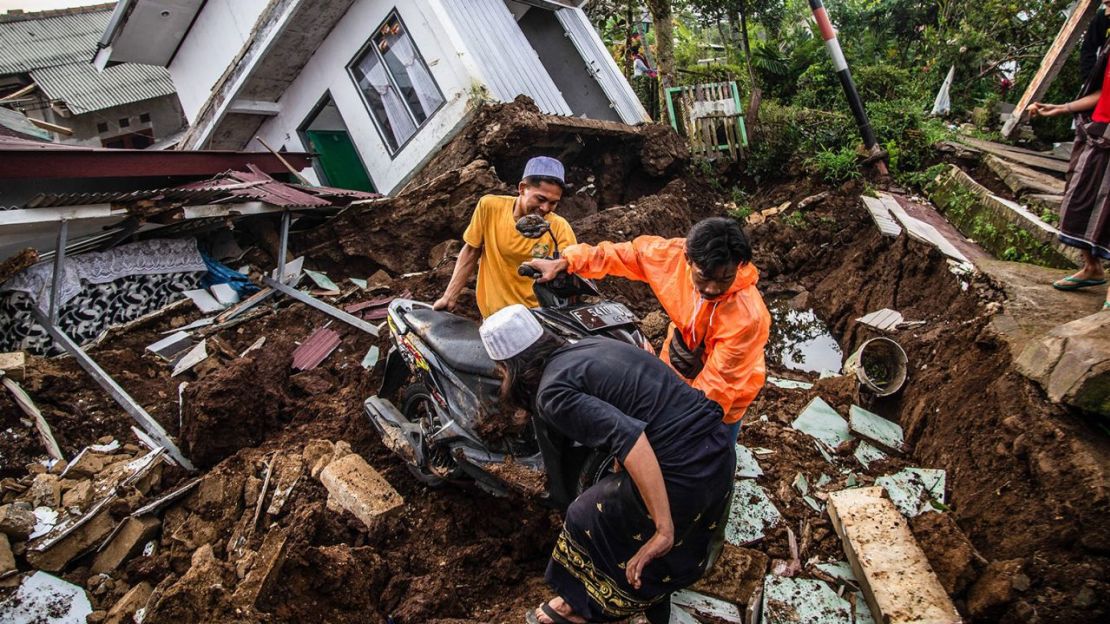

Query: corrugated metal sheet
[30,61,176,114]
[432,0,571,116]
[292,328,341,370]
[555,8,649,125]
[0,8,111,75]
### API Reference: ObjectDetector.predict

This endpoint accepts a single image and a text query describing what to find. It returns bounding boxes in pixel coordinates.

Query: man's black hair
[686,217,752,272]
[522,175,566,191]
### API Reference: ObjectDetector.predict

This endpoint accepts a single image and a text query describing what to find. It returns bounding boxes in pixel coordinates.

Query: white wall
[252,0,478,194]
[168,0,269,123]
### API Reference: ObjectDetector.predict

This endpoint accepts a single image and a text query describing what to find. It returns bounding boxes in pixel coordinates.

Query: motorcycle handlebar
[518,264,542,279]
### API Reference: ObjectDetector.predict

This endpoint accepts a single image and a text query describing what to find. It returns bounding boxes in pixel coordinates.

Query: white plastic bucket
[843,337,908,397]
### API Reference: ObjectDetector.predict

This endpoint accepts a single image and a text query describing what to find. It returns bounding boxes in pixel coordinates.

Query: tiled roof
[0,6,112,75]
[30,61,175,114]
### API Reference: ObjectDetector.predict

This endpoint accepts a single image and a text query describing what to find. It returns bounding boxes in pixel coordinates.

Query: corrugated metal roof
[292,328,341,370]
[556,8,649,125]
[0,105,52,140]
[0,7,111,75]
[30,61,176,114]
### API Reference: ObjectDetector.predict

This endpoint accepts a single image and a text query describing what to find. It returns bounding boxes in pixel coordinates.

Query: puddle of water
[766,298,843,375]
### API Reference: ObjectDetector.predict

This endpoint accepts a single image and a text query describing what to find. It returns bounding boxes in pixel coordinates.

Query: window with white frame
[349,10,445,154]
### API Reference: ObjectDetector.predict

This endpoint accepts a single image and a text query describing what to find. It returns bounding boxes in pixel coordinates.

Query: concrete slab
[1015,311,1110,416]
[671,589,743,623]
[27,506,115,572]
[91,516,161,574]
[986,154,1066,196]
[725,480,783,546]
[853,441,887,470]
[318,454,403,529]
[827,487,961,624]
[767,376,814,390]
[105,581,152,624]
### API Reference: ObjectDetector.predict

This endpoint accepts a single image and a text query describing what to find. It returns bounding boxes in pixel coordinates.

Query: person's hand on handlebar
[523,257,568,283]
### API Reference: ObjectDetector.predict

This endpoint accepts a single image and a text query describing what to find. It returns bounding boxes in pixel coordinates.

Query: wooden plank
[958,135,1069,162]
[985,155,1066,196]
[1003,0,1098,137]
[2,375,64,461]
[827,487,962,624]
[956,137,1069,173]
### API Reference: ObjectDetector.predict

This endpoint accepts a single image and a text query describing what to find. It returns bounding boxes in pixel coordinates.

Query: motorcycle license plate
[570,303,637,331]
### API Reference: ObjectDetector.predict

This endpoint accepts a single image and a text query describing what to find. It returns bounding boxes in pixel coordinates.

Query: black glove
[668,328,705,379]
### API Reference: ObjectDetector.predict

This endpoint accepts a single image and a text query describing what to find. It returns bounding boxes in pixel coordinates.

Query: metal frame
[34,220,195,470]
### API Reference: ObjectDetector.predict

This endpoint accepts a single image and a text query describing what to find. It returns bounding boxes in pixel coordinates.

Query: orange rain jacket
[562,236,771,424]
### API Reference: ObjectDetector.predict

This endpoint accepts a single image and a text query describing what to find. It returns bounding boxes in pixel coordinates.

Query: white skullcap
[480,304,544,361]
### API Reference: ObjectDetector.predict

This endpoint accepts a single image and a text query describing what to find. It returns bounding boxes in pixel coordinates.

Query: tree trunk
[645,0,675,113]
[623,0,634,79]
[737,2,758,90]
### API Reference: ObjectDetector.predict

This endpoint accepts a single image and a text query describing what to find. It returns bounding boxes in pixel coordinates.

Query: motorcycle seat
[405,308,499,378]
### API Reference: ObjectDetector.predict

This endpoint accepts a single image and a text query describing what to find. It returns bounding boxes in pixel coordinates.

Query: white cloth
[480,304,544,361]
[2,238,206,314]
[360,56,416,147]
[931,66,955,116]
[388,33,443,118]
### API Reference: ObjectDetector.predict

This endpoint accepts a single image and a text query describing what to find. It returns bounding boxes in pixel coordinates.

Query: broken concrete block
[875,468,946,517]
[104,581,152,624]
[734,444,763,479]
[91,516,161,574]
[0,504,35,539]
[848,405,905,454]
[61,480,92,510]
[26,508,115,572]
[0,534,14,576]
[318,454,403,528]
[265,454,304,517]
[60,449,109,479]
[304,440,336,478]
[762,575,852,623]
[0,351,26,381]
[725,480,782,546]
[791,397,852,451]
[0,571,93,623]
[231,529,288,607]
[28,473,61,508]
[690,544,768,606]
[826,486,961,624]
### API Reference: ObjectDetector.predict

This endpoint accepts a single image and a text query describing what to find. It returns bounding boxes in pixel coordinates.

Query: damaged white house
[94,0,648,194]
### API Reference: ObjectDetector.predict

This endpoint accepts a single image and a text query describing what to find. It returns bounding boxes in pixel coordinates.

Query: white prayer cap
[480,304,544,361]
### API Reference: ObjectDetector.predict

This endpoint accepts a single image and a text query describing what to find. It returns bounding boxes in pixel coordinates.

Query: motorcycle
[364,216,650,508]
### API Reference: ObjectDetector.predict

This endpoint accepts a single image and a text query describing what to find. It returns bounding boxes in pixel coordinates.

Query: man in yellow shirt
[433,156,577,317]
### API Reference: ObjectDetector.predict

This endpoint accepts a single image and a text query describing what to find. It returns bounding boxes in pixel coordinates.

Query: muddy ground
[1,99,1107,623]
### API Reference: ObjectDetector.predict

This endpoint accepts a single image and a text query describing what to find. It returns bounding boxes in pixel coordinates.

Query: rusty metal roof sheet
[291,327,341,371]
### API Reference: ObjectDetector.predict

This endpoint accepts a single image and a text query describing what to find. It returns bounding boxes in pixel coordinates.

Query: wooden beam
[1003,0,1098,137]
[28,117,74,136]
[827,487,961,624]
[956,136,1069,174]
[0,83,36,102]
[2,374,64,461]
[0,205,122,227]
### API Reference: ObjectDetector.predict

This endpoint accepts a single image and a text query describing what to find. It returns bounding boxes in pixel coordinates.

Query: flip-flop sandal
[526,602,577,624]
[1103,301,1110,311]
[1052,276,1107,291]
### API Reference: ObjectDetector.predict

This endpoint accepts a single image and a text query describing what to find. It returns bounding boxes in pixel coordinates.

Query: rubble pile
[0,99,1107,622]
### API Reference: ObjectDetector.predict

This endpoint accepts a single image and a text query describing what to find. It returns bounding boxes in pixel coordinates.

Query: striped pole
[809,0,888,173]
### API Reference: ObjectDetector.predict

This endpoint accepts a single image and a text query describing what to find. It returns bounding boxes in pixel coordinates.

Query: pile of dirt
[3,97,1108,624]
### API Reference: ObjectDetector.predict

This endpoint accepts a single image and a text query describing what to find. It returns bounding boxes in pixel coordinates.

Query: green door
[305,130,375,192]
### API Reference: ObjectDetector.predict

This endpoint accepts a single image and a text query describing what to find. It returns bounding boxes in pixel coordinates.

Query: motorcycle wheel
[400,383,459,486]
[574,448,619,497]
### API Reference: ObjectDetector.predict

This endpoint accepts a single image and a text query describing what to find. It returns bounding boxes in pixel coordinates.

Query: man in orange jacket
[525,217,770,442]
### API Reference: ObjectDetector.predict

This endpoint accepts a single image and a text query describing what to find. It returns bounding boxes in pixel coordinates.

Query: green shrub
[805,147,862,184]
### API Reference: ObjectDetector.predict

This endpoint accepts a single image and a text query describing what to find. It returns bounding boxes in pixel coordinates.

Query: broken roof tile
[726,480,782,546]
[792,397,852,451]
[762,575,852,624]
[848,405,905,454]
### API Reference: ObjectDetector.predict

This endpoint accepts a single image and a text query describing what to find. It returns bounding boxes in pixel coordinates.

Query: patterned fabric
[2,238,205,314]
[0,271,203,355]
[1059,120,1110,260]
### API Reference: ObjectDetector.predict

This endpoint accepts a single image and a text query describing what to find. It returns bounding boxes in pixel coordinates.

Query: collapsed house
[93,0,649,193]
[0,4,185,148]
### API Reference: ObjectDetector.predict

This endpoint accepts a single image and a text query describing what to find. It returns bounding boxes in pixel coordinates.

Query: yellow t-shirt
[463,194,577,317]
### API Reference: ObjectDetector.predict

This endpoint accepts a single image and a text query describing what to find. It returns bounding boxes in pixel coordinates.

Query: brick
[91,516,161,574]
[318,454,403,529]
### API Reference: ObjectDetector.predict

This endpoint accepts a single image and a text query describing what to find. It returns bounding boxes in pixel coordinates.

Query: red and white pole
[809,0,888,174]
